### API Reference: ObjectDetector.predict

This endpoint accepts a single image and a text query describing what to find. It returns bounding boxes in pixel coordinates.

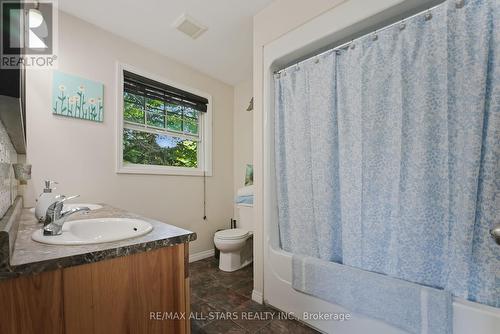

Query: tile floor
[190,257,319,333]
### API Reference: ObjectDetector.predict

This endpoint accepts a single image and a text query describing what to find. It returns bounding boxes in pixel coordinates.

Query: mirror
[0,67,26,154]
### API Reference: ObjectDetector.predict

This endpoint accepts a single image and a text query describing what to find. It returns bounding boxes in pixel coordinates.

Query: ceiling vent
[173,14,207,39]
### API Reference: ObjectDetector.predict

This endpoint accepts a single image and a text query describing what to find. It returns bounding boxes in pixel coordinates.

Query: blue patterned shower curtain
[274,0,499,307]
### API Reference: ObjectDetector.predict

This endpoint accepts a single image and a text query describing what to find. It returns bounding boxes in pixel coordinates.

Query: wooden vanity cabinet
[0,243,191,334]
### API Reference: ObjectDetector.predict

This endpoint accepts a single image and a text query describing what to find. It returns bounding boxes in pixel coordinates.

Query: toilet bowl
[214,201,254,272]
[214,228,253,272]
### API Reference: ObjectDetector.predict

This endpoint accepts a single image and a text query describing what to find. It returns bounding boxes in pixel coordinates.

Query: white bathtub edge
[265,244,500,334]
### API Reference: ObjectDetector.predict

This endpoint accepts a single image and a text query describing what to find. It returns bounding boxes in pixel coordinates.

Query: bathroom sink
[31,218,153,245]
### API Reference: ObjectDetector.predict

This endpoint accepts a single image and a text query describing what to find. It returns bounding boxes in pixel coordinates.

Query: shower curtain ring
[399,21,406,31]
[425,10,432,21]
[350,41,355,50]
[372,32,378,41]
[455,0,465,9]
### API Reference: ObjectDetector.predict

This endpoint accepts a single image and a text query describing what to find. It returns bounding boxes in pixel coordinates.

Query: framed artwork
[52,70,104,122]
[245,164,253,186]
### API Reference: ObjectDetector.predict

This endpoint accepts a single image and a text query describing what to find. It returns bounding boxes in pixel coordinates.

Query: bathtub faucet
[490,224,500,245]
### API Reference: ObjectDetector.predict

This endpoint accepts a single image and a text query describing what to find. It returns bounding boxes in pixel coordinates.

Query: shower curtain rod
[274,0,453,75]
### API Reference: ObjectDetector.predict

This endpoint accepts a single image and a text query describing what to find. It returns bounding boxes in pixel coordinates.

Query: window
[116,65,212,176]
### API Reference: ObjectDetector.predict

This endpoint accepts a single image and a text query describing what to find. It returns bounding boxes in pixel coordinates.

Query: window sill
[116,164,212,177]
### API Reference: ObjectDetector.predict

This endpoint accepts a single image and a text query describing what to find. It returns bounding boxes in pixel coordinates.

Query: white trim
[252,290,264,304]
[124,122,200,142]
[119,164,208,176]
[115,62,213,176]
[189,248,215,263]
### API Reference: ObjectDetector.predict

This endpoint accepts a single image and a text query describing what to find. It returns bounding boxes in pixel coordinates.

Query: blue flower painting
[52,71,104,122]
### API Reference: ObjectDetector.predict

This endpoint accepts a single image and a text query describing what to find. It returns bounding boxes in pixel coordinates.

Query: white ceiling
[59,0,274,85]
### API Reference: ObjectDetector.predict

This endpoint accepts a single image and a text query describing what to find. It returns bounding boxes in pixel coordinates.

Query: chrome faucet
[43,195,90,236]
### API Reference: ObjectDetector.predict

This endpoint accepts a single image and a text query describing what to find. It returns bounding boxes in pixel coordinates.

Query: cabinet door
[63,244,188,334]
[0,270,64,334]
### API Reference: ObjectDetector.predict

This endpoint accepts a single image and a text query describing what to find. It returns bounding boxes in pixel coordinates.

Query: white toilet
[214,203,253,272]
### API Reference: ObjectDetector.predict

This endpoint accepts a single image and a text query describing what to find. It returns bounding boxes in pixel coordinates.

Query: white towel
[237,185,254,197]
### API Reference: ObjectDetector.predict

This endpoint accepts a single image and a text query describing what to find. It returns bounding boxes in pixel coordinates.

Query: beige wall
[25,12,234,255]
[252,0,346,301]
[233,79,253,218]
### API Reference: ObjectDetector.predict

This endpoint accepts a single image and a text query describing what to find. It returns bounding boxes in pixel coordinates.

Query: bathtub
[261,2,500,332]
[263,180,500,332]
[263,150,500,333]
[263,241,500,333]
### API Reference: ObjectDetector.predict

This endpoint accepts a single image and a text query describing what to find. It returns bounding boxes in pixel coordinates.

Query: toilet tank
[237,204,254,232]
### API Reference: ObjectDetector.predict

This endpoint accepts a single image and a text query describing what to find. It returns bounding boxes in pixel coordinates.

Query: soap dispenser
[35,180,59,222]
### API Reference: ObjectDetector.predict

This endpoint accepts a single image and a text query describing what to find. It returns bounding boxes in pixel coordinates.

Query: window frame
[116,62,213,176]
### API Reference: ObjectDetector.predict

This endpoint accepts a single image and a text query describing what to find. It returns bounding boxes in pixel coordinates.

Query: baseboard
[252,290,263,304]
[189,248,215,263]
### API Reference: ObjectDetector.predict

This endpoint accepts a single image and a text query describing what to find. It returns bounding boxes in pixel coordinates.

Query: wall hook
[246,97,254,111]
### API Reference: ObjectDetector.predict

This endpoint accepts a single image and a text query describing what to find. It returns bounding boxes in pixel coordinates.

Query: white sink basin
[32,218,153,245]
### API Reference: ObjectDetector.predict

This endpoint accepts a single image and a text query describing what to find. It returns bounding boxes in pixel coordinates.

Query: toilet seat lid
[215,228,249,240]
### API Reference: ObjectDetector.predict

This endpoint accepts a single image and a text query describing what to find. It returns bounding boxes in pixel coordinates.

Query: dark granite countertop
[1,203,196,278]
